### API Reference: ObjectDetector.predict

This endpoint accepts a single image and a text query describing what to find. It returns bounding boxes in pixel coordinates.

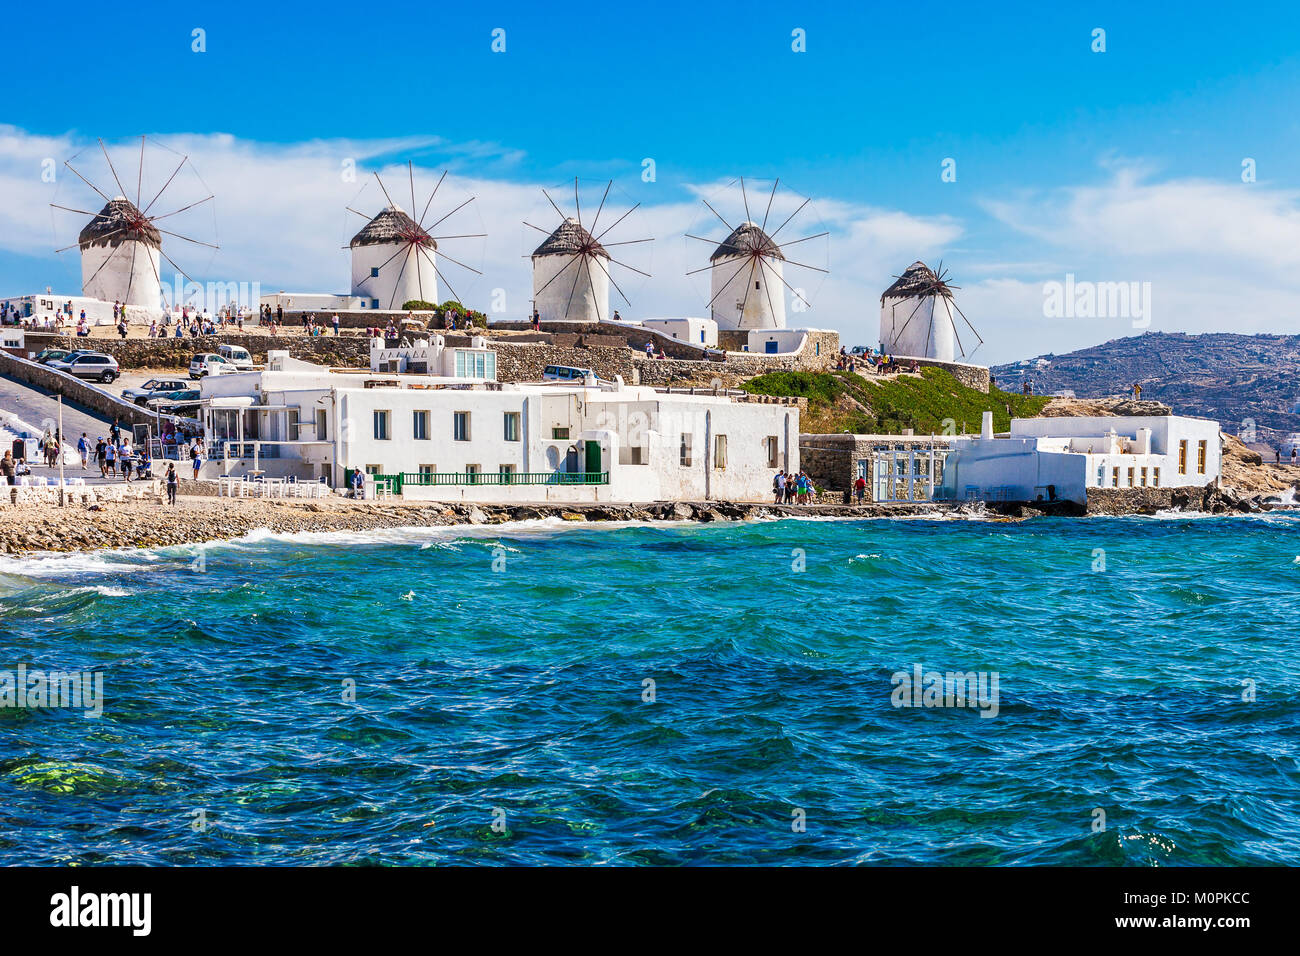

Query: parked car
[34,348,73,365]
[123,378,190,406]
[48,352,119,383]
[217,344,254,370]
[542,365,596,383]
[145,388,201,408]
[189,353,234,379]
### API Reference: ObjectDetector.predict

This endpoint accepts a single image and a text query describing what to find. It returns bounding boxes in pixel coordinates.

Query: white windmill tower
[526,179,652,325]
[878,261,983,363]
[686,178,827,332]
[51,136,217,321]
[77,197,162,312]
[347,163,484,311]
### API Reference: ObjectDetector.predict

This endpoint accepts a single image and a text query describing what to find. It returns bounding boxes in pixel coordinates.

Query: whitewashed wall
[879,294,957,362]
[532,253,608,323]
[710,254,786,331]
[351,242,439,309]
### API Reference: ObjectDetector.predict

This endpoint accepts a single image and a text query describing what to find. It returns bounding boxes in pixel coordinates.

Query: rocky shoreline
[0,484,1292,557]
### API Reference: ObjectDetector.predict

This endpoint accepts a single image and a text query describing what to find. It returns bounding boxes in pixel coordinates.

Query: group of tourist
[836,347,919,375]
[773,470,818,504]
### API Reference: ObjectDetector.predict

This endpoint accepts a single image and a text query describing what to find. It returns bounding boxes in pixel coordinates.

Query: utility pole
[57,393,65,506]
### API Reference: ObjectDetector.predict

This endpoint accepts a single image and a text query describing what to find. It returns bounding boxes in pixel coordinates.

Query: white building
[939,413,1222,505]
[370,334,497,378]
[197,355,797,503]
[879,261,970,363]
[532,218,610,324]
[710,222,786,331]
[78,197,163,322]
[639,317,717,348]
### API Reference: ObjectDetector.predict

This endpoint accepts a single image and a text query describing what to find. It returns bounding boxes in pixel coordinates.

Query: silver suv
[49,351,119,383]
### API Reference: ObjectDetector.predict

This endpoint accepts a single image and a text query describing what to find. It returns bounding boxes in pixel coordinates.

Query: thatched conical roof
[882,261,954,301]
[532,217,609,259]
[350,205,436,249]
[710,221,783,262]
[78,197,161,250]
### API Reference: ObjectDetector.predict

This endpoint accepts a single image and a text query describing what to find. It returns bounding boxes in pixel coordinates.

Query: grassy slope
[741,369,1051,435]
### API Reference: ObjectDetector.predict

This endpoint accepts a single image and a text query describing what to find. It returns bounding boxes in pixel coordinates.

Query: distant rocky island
[993,331,1300,446]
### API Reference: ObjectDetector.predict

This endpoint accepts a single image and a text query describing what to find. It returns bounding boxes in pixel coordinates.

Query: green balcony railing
[374,471,609,493]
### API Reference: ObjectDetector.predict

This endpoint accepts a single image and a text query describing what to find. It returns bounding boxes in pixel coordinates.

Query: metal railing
[376,471,609,492]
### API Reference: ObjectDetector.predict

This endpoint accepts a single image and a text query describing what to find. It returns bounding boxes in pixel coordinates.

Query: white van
[542,365,596,383]
[217,344,254,370]
[189,353,234,379]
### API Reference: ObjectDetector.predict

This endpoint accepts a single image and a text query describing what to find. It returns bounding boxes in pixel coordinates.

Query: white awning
[204,398,292,410]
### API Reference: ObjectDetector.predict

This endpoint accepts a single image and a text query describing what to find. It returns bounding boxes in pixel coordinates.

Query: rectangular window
[370,267,379,278]
[373,410,390,441]
[1112,467,1119,487]
[453,411,470,442]
[552,427,570,440]
[315,409,328,441]
[714,434,727,469]
[1152,467,1160,487]
[504,412,520,442]
[1127,467,1135,487]
[465,463,480,484]
[418,464,436,476]
[680,433,693,467]
[1197,440,1207,474]
[455,351,465,377]
[765,436,779,469]
[1140,466,1148,487]
[1178,440,1188,474]
[413,410,430,441]
[499,464,516,484]
[287,409,300,441]
[365,464,382,475]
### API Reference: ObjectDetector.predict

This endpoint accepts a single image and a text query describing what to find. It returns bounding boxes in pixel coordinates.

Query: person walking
[165,463,178,505]
[0,450,15,504]
[854,473,867,503]
[104,440,117,477]
[77,433,89,470]
[190,440,203,480]
[773,470,785,504]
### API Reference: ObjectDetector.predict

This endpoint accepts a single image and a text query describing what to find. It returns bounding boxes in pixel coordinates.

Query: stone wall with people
[23,332,371,370]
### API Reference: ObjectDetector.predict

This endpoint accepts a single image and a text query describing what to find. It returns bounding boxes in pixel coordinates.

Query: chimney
[981,411,993,439]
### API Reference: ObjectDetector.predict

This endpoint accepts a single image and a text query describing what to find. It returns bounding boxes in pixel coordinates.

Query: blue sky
[4,1,1300,363]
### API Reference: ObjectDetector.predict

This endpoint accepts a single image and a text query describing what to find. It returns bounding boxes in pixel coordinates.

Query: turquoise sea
[0,514,1297,865]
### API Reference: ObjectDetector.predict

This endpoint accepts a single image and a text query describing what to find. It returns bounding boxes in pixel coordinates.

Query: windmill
[49,136,217,318]
[879,260,984,363]
[524,178,652,324]
[685,177,828,331]
[346,162,485,312]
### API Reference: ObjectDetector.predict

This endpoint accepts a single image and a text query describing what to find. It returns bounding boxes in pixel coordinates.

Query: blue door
[765,340,779,354]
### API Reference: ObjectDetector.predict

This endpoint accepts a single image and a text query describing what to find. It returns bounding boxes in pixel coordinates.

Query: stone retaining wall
[902,356,991,393]
[0,349,183,429]
[1085,486,1176,515]
[23,331,371,370]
